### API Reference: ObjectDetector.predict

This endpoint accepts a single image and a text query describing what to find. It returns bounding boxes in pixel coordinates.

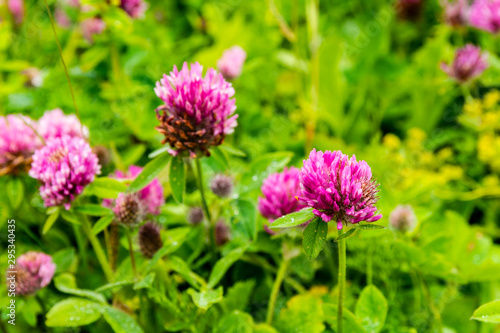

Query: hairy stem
[126,228,137,277]
[195,159,216,259]
[266,259,289,325]
[337,227,346,333]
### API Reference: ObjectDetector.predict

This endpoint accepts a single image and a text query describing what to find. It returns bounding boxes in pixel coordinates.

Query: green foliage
[471,300,500,323]
[302,218,328,260]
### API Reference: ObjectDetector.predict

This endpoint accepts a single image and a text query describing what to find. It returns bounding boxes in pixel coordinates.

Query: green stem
[194,159,216,260]
[367,246,373,286]
[80,215,114,282]
[126,228,137,277]
[337,227,346,333]
[266,259,289,325]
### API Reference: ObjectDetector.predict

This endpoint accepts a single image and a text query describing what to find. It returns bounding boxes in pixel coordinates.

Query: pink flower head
[259,167,305,222]
[299,149,382,230]
[80,17,106,43]
[38,108,89,141]
[103,165,164,215]
[217,46,247,80]
[154,62,238,158]
[441,44,488,83]
[55,8,72,28]
[29,136,101,209]
[9,252,56,296]
[470,0,500,33]
[8,0,24,25]
[0,114,40,175]
[389,204,417,232]
[120,0,147,19]
[442,0,469,27]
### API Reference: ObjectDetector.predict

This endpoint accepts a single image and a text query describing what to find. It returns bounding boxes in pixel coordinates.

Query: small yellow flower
[383,133,401,150]
[483,90,500,109]
[464,99,483,117]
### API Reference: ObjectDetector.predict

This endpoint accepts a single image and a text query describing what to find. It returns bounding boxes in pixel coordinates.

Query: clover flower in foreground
[389,204,417,233]
[441,44,488,83]
[259,167,306,232]
[104,165,164,215]
[7,252,55,296]
[81,17,106,43]
[154,62,238,158]
[217,46,247,80]
[29,136,100,209]
[8,0,24,25]
[38,108,89,140]
[470,0,500,33]
[442,0,469,27]
[299,149,382,230]
[0,114,40,176]
[120,0,147,19]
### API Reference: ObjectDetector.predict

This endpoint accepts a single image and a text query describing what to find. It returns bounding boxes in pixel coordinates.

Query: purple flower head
[441,44,488,83]
[210,173,234,198]
[389,204,417,233]
[8,0,24,25]
[103,165,164,215]
[139,222,163,258]
[442,0,469,27]
[38,109,89,141]
[80,17,106,43]
[55,8,72,28]
[8,252,56,296]
[217,46,247,81]
[470,0,500,33]
[113,192,144,226]
[154,62,238,158]
[215,220,230,246]
[396,0,423,21]
[299,149,382,230]
[259,167,305,222]
[29,136,101,209]
[187,207,204,225]
[0,114,40,175]
[120,0,147,19]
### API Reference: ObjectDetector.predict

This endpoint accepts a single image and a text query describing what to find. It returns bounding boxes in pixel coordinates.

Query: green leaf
[7,178,23,210]
[221,280,256,312]
[355,285,388,333]
[275,294,325,333]
[128,152,171,193]
[43,207,60,235]
[188,287,223,310]
[269,208,314,229]
[234,199,257,240]
[133,273,155,290]
[46,297,104,327]
[302,218,328,260]
[81,46,109,71]
[146,227,191,270]
[335,227,357,242]
[356,224,386,230]
[219,144,246,157]
[208,245,249,289]
[169,155,185,204]
[85,177,128,199]
[471,299,500,323]
[95,280,136,293]
[241,151,293,192]
[213,311,254,333]
[60,210,81,225]
[74,204,112,216]
[92,215,114,235]
[102,306,144,333]
[54,273,107,304]
[323,303,366,333]
[211,146,229,169]
[21,296,42,327]
[52,248,76,274]
[167,256,206,290]
[122,144,147,166]
[148,146,170,158]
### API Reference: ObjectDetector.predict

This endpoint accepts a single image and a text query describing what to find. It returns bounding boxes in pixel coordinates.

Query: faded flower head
[38,108,89,141]
[0,114,40,176]
[442,0,469,27]
[113,193,144,226]
[104,165,164,215]
[8,252,56,296]
[299,149,382,230]
[154,62,238,158]
[441,44,488,83]
[215,220,230,246]
[259,167,305,223]
[81,17,106,43]
[396,0,423,21]
[210,174,233,198]
[29,136,101,209]
[389,204,417,232]
[92,145,111,167]
[21,67,43,88]
[187,207,204,225]
[217,46,247,80]
[139,222,163,258]
[470,0,500,33]
[120,0,147,19]
[8,0,24,25]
